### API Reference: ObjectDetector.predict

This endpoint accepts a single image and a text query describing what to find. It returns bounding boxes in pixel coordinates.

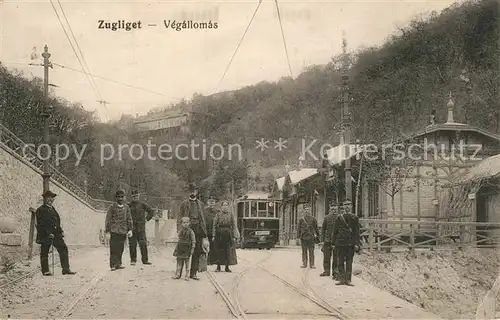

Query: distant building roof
[134,106,188,124]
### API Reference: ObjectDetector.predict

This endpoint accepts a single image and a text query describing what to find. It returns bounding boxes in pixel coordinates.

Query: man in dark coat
[128,190,154,265]
[177,183,207,280]
[35,190,76,276]
[204,197,218,265]
[332,199,361,286]
[105,189,133,271]
[297,207,319,268]
[320,203,339,279]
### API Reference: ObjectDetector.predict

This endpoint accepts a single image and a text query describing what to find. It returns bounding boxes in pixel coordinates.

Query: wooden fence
[359,219,500,251]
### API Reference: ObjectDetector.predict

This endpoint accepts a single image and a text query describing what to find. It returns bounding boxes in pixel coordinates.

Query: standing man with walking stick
[35,190,76,276]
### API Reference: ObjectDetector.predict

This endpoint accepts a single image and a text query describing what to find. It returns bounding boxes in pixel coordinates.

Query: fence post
[28,207,36,260]
[368,222,374,252]
[409,223,415,256]
[459,224,466,251]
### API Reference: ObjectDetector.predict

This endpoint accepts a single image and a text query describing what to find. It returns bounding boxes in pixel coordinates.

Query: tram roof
[236,191,273,201]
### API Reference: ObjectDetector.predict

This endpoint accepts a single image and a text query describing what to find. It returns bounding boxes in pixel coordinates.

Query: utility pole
[341,32,352,202]
[41,45,52,194]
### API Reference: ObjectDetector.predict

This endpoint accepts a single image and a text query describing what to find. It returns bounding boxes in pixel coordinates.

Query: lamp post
[341,32,352,202]
[41,45,53,193]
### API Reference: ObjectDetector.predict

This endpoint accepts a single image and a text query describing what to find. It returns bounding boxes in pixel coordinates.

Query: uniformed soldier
[128,190,154,265]
[105,189,133,271]
[320,203,339,279]
[204,197,217,265]
[35,190,76,276]
[297,207,319,268]
[177,183,208,280]
[332,199,361,286]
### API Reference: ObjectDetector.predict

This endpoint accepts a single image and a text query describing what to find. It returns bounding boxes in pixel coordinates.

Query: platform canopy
[456,153,500,184]
[287,168,319,185]
[324,144,365,166]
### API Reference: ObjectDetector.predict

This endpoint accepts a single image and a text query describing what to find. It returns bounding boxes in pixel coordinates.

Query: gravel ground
[3,245,496,319]
[0,247,109,319]
[355,248,500,319]
[248,247,441,319]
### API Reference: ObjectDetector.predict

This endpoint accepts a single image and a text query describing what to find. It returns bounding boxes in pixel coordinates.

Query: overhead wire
[212,0,262,95]
[49,0,111,120]
[56,0,101,102]
[52,63,166,96]
[273,0,293,78]
[1,61,167,97]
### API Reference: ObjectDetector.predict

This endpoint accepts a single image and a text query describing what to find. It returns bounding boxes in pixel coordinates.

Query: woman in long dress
[212,200,238,272]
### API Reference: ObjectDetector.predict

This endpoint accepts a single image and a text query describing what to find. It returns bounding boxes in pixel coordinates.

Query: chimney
[446,92,454,124]
[339,131,345,145]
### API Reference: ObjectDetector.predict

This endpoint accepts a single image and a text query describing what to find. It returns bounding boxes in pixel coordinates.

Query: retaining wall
[0,144,106,255]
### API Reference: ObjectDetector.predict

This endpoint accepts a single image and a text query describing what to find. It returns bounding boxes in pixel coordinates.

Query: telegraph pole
[341,32,352,202]
[41,45,52,193]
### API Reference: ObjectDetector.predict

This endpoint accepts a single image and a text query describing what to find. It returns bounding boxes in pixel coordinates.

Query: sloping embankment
[354,249,500,319]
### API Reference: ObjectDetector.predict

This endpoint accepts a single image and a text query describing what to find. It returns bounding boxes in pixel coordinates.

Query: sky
[1,0,459,122]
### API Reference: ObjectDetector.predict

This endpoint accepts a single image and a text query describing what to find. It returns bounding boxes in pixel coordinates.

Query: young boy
[173,217,196,281]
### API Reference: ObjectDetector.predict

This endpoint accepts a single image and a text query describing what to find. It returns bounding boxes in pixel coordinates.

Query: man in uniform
[297,206,319,268]
[320,203,339,279]
[128,190,154,265]
[35,190,76,276]
[332,199,361,286]
[178,183,208,280]
[204,197,218,266]
[105,189,133,271]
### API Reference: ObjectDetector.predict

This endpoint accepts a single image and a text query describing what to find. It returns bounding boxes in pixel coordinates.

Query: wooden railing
[359,219,500,251]
[0,123,113,211]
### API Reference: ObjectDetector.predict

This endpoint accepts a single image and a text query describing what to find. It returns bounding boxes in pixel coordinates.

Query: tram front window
[267,202,275,217]
[251,202,258,217]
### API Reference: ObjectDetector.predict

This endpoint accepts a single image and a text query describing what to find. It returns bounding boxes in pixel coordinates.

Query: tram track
[215,252,348,319]
[207,251,273,319]
[55,270,108,318]
[301,267,351,320]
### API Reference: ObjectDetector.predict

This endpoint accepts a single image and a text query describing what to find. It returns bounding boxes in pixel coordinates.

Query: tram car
[234,191,281,249]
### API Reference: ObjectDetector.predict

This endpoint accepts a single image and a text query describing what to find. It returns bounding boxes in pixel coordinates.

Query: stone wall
[0,144,106,257]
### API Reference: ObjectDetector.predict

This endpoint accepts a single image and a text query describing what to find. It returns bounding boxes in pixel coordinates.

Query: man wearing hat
[128,190,154,265]
[178,183,208,280]
[35,190,76,276]
[331,199,361,286]
[105,189,133,271]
